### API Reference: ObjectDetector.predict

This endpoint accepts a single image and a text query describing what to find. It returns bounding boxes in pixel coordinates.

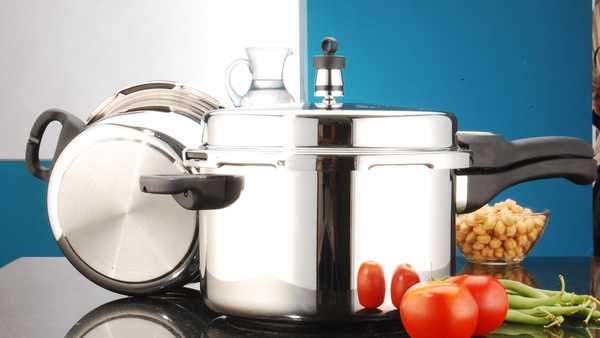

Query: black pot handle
[25,109,86,181]
[140,175,244,210]
[457,157,596,213]
[457,132,593,169]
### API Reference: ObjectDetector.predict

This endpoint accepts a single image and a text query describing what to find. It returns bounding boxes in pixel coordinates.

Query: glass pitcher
[225,47,295,107]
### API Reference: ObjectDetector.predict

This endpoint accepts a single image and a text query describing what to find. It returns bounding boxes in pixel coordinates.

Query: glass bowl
[456,206,550,265]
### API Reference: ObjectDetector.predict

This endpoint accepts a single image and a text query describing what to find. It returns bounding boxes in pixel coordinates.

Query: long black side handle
[25,109,86,181]
[140,175,244,210]
[457,132,593,169]
[456,157,597,213]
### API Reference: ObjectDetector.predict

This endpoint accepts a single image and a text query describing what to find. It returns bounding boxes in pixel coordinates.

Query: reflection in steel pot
[66,288,407,338]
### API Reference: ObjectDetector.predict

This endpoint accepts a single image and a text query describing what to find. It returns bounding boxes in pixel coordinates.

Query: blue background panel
[1,161,60,266]
[307,0,592,256]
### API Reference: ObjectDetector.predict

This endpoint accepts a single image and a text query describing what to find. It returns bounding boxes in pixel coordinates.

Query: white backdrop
[0,0,307,159]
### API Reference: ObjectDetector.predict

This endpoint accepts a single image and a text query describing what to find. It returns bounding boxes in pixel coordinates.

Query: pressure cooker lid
[47,124,198,289]
[203,104,458,151]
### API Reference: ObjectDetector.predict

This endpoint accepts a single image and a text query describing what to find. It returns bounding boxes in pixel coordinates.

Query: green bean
[505,309,564,328]
[540,291,595,305]
[509,293,562,309]
[499,279,549,298]
[520,303,589,317]
[576,307,600,321]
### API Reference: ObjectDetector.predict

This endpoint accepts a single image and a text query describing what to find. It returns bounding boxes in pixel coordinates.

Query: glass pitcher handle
[225,59,251,108]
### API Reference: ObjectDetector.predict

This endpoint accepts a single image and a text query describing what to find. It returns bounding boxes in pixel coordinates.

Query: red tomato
[357,261,385,309]
[400,281,478,338]
[447,275,508,336]
[390,264,420,308]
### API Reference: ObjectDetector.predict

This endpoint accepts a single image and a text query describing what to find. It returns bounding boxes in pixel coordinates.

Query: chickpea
[500,210,514,226]
[527,229,539,242]
[516,220,528,235]
[494,220,506,236]
[458,222,470,233]
[494,247,504,258]
[515,247,524,257]
[506,225,517,237]
[462,243,473,254]
[482,247,494,258]
[473,225,486,235]
[483,215,497,231]
[517,235,529,247]
[473,242,484,250]
[504,238,518,250]
[465,232,476,244]
[477,235,491,244]
[489,238,502,249]
[456,231,466,243]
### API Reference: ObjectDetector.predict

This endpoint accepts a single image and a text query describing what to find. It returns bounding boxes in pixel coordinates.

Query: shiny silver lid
[202,104,458,152]
[48,124,198,284]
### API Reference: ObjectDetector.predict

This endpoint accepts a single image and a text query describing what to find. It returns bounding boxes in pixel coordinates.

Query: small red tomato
[390,264,420,308]
[400,281,478,338]
[447,274,508,336]
[357,261,385,309]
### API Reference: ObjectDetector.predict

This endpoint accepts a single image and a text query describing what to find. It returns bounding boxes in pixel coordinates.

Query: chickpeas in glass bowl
[456,199,549,265]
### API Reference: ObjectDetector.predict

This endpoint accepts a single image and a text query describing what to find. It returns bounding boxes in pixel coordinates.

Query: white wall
[0,0,306,159]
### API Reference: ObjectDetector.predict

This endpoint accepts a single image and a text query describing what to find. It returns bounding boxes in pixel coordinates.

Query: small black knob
[321,37,338,55]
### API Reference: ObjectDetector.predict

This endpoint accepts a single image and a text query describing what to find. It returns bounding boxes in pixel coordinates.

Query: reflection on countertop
[2,257,600,337]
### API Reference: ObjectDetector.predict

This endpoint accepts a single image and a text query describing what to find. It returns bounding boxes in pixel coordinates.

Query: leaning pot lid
[88,81,220,125]
[48,124,199,293]
[202,104,458,152]
[88,81,221,149]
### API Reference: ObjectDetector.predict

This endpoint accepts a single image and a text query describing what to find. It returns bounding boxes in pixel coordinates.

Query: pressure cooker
[139,38,596,322]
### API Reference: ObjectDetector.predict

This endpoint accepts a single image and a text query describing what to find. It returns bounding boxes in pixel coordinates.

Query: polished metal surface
[314,68,343,108]
[186,150,465,319]
[87,81,220,125]
[202,105,459,150]
[455,175,469,213]
[48,124,197,283]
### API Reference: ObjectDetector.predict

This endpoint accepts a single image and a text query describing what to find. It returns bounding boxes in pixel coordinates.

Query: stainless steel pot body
[185,149,471,321]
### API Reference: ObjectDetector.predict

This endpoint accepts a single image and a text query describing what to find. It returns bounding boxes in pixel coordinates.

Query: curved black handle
[140,175,244,210]
[25,109,86,181]
[457,132,593,169]
[457,157,596,213]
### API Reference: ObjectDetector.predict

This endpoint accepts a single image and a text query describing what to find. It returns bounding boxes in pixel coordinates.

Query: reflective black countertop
[0,257,599,337]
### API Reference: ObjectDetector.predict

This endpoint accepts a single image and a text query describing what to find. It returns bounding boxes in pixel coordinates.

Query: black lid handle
[140,175,243,210]
[25,109,85,181]
[457,157,596,213]
[457,132,593,169]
